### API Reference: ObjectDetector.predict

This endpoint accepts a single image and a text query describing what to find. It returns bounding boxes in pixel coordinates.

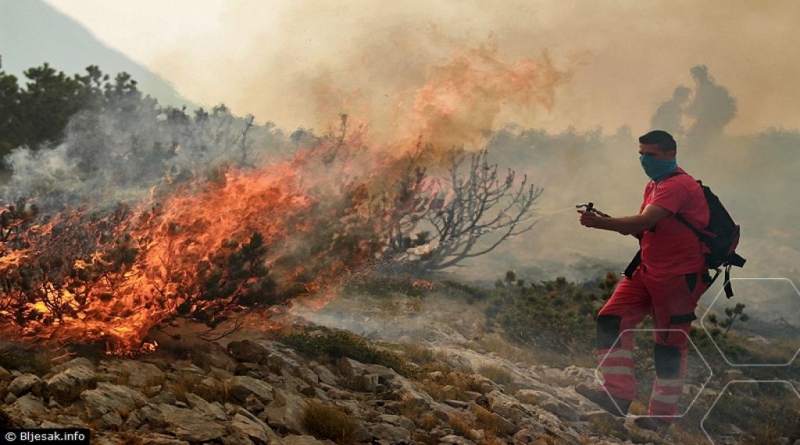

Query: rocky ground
[0,289,791,444]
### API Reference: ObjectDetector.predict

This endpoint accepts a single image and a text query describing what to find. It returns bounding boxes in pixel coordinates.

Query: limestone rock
[0,365,12,382]
[157,403,227,442]
[227,375,275,404]
[8,374,43,396]
[47,364,96,401]
[80,382,147,418]
[106,360,165,387]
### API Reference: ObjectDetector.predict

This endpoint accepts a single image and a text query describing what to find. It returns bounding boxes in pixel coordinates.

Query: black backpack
[674,181,746,298]
[623,176,746,298]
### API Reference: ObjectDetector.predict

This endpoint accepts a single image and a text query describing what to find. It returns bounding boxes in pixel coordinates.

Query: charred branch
[422,148,542,270]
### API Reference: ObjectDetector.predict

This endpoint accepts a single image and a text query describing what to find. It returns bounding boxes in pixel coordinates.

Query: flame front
[0,153,383,354]
[0,46,565,354]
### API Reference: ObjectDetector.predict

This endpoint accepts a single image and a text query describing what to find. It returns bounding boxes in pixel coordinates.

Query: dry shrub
[163,374,227,404]
[472,404,511,436]
[420,370,483,402]
[447,412,476,440]
[417,411,440,430]
[301,401,361,445]
[477,364,514,386]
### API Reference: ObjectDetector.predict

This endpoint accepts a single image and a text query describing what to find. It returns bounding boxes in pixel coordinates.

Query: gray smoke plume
[0,104,289,212]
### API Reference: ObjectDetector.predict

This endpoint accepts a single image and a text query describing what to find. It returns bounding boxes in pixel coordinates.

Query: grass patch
[302,401,362,445]
[447,412,477,440]
[277,325,413,377]
[477,364,514,386]
[165,374,229,404]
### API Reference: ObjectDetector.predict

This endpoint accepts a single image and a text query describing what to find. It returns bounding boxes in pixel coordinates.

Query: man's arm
[578,204,671,236]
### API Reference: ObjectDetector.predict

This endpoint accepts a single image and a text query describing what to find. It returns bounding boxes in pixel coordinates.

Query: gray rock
[227,339,271,364]
[47,364,96,400]
[377,413,416,431]
[580,409,620,424]
[282,436,327,445]
[260,388,308,435]
[368,423,412,444]
[196,343,238,371]
[298,365,319,384]
[8,394,46,419]
[157,403,227,442]
[149,391,177,405]
[185,392,227,421]
[8,374,43,396]
[365,363,398,383]
[515,389,550,405]
[208,366,235,381]
[51,357,96,374]
[227,375,275,403]
[139,434,191,445]
[96,410,123,429]
[80,382,147,418]
[444,399,470,409]
[440,435,478,445]
[313,365,338,386]
[244,393,265,414]
[55,415,87,428]
[539,397,580,422]
[337,357,369,378]
[169,361,205,376]
[229,410,277,444]
[0,365,13,382]
[106,360,165,387]
[124,408,148,431]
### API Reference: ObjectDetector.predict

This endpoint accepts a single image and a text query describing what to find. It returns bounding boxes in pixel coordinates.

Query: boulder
[260,388,308,435]
[227,375,274,404]
[227,340,271,364]
[8,374,43,397]
[106,360,165,387]
[0,365,14,382]
[184,392,227,421]
[229,409,278,444]
[47,364,96,401]
[368,423,412,444]
[156,404,227,442]
[80,382,147,418]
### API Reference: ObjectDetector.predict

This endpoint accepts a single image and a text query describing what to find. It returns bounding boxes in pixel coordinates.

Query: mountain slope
[0,0,194,109]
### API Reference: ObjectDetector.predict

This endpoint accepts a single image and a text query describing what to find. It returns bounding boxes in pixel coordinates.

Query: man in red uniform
[576,130,710,430]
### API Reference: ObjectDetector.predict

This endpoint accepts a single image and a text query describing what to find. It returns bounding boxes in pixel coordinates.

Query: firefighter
[576,130,710,431]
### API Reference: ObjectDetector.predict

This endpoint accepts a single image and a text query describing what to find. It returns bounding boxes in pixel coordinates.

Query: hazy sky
[42,1,799,137]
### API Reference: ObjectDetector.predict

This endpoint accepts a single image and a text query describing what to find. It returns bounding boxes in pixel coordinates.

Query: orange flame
[0,45,565,354]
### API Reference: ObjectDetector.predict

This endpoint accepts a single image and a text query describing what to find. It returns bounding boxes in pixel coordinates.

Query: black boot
[575,383,631,417]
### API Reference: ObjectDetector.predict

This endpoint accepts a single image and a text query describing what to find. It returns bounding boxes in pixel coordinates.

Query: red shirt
[639,167,709,275]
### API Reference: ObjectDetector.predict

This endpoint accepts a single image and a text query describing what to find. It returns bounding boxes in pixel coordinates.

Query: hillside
[2,274,798,445]
[0,0,193,109]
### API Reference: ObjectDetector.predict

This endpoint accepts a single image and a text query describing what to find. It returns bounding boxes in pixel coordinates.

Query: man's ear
[666,150,677,160]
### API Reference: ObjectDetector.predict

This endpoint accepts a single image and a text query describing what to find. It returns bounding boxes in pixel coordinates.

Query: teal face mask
[640,155,677,181]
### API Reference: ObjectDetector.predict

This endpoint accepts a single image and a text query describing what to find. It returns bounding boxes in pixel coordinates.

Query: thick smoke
[450,66,800,330]
[1,105,289,212]
[2,58,797,334]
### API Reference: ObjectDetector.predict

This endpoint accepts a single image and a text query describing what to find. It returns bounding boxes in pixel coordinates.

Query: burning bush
[1,48,557,354]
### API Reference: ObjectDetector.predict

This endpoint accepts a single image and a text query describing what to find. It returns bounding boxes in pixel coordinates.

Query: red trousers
[595,265,709,420]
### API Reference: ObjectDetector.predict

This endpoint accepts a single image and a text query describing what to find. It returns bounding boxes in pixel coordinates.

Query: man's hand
[578,209,607,228]
[578,204,671,235]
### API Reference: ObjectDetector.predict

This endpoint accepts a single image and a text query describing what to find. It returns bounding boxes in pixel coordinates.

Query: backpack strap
[623,249,641,279]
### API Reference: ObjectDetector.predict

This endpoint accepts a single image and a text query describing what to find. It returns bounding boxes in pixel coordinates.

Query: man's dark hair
[639,130,677,153]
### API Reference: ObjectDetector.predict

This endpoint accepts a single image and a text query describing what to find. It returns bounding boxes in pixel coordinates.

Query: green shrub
[278,325,412,376]
[484,275,603,355]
